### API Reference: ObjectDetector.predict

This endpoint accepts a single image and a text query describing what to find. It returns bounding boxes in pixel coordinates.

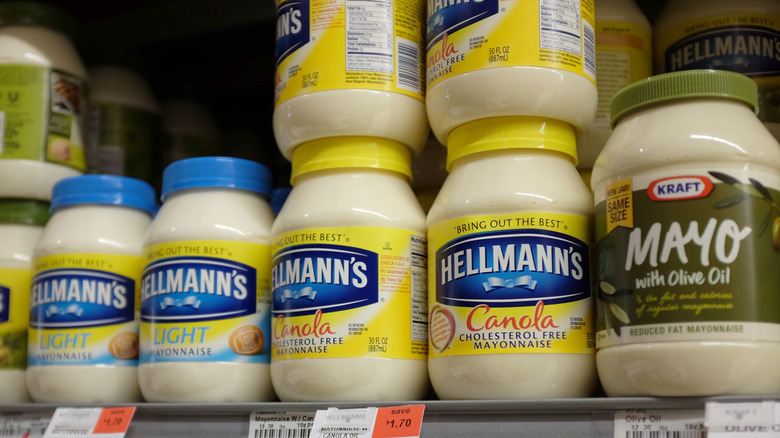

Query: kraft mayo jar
[273,0,429,158]
[427,117,596,399]
[0,2,88,200]
[654,0,780,142]
[27,175,156,403]
[426,0,598,145]
[139,156,276,402]
[576,0,652,177]
[0,200,49,403]
[271,139,429,401]
[592,70,780,397]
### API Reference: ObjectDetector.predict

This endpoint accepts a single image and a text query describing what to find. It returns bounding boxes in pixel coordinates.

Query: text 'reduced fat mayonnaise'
[138,156,276,402]
[273,0,430,159]
[425,0,598,145]
[0,2,88,200]
[27,175,156,403]
[654,0,780,142]
[270,139,430,401]
[0,200,50,403]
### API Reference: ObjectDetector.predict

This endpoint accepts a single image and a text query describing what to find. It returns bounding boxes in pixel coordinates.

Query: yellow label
[271,227,428,361]
[274,0,425,107]
[606,178,633,233]
[428,212,595,358]
[28,253,145,366]
[0,268,32,370]
[426,0,596,89]
[139,241,272,364]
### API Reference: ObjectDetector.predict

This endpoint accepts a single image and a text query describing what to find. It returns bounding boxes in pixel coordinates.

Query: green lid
[0,200,51,226]
[610,69,759,128]
[0,2,77,38]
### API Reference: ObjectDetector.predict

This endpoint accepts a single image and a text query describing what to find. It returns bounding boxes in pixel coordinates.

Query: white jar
[271,138,429,401]
[0,200,49,403]
[427,117,596,400]
[426,0,598,145]
[272,0,429,159]
[139,156,276,402]
[0,2,87,200]
[592,70,780,397]
[88,64,160,183]
[576,0,652,175]
[27,175,156,403]
[654,0,780,142]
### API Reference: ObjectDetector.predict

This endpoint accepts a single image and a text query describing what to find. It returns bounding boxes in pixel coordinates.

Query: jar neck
[293,167,410,186]
[449,147,576,173]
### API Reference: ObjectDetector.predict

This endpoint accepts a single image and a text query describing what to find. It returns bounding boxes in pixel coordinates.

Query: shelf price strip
[706,400,780,437]
[613,409,706,438]
[249,406,424,438]
[41,407,135,438]
[0,413,50,438]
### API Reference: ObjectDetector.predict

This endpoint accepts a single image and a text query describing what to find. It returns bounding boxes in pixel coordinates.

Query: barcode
[396,37,421,93]
[0,426,48,437]
[253,428,311,438]
[582,18,596,79]
[624,431,705,438]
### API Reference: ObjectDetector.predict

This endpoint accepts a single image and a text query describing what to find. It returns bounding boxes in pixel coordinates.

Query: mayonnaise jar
[139,156,276,402]
[0,200,49,403]
[426,0,598,145]
[576,0,652,175]
[27,175,156,403]
[592,70,780,397]
[271,139,429,401]
[273,0,429,158]
[0,2,87,200]
[653,0,780,142]
[427,117,596,399]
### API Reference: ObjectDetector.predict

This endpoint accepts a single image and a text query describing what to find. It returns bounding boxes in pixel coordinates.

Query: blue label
[427,0,499,50]
[30,269,135,329]
[0,285,9,323]
[275,0,311,66]
[140,257,257,323]
[435,229,591,308]
[665,26,780,76]
[272,244,379,317]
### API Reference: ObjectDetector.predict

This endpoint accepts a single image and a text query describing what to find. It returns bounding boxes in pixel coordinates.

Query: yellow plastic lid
[290,137,413,185]
[446,117,577,170]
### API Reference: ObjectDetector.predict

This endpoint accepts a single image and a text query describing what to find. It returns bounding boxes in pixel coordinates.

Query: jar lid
[447,117,577,170]
[0,199,50,226]
[0,2,77,38]
[611,69,759,128]
[161,156,273,201]
[290,137,412,185]
[51,175,157,215]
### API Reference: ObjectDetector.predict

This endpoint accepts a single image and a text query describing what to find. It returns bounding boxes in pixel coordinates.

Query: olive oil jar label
[594,169,780,347]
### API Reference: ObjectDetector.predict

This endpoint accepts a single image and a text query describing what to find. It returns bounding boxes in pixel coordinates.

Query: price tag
[372,405,424,438]
[0,413,50,438]
[613,409,706,438]
[311,408,378,438]
[706,401,780,437]
[42,407,135,438]
[248,412,315,438]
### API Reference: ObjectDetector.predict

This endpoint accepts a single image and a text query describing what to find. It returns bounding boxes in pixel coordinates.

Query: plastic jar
[592,69,780,397]
[0,2,88,200]
[272,0,429,158]
[271,139,429,401]
[426,117,596,400]
[653,0,780,142]
[425,0,598,145]
[138,156,276,402]
[0,200,49,403]
[576,0,652,178]
[27,175,156,403]
[88,64,160,183]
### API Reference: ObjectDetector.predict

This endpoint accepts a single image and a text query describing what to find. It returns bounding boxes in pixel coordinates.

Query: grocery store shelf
[0,397,724,437]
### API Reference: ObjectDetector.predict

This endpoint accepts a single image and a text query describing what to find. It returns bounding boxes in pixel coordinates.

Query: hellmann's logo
[647,176,714,201]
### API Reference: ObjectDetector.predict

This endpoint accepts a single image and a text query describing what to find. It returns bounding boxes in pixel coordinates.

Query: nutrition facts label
[346,0,394,73]
[539,0,582,56]
[410,234,427,343]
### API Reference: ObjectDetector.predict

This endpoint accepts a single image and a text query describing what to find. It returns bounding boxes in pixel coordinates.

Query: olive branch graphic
[708,171,780,244]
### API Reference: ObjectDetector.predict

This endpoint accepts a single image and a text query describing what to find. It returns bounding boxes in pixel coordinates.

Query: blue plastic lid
[51,175,157,215]
[161,156,273,201]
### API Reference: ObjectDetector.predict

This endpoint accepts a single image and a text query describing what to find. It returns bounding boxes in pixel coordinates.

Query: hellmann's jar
[592,69,780,396]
